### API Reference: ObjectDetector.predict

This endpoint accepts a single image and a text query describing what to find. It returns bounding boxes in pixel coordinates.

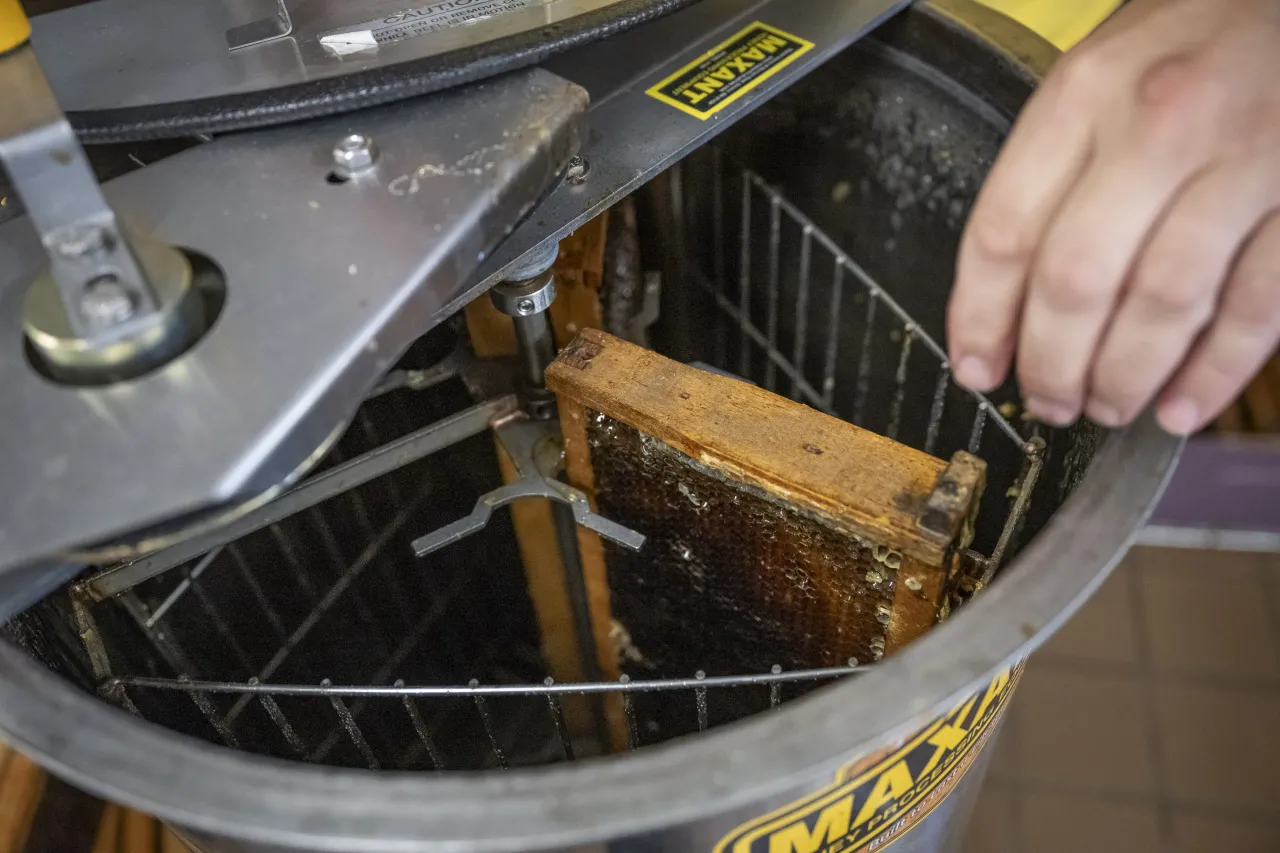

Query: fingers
[946,60,1096,392]
[1086,161,1280,425]
[1014,140,1201,424]
[1157,210,1280,434]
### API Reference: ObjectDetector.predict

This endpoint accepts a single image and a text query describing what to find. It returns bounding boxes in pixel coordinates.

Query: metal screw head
[79,274,136,326]
[517,298,536,315]
[51,224,113,259]
[565,155,590,185]
[332,134,378,178]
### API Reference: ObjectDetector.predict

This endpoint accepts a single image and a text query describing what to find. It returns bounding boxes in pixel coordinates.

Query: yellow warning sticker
[646,22,814,120]
[714,662,1024,853]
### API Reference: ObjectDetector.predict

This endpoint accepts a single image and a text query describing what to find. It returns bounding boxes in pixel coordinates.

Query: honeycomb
[587,411,898,741]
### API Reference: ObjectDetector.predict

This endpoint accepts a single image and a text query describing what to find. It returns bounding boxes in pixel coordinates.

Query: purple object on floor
[1149,436,1280,534]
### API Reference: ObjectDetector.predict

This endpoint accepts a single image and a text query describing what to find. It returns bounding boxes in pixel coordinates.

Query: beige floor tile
[1020,792,1161,853]
[1155,683,1280,812]
[1039,563,1139,666]
[1262,560,1280,639]
[963,785,1015,853]
[1257,549,1280,573]
[1014,666,1155,793]
[1140,551,1279,681]
[1172,813,1280,853]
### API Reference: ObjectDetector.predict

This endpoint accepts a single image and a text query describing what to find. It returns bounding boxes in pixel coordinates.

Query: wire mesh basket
[5,140,1092,776]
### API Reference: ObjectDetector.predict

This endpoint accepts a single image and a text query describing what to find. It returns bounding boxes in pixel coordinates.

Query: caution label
[647,23,814,119]
[320,0,540,50]
[714,662,1024,853]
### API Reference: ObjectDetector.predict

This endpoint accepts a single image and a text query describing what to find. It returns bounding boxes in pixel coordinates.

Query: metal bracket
[411,419,645,556]
[0,68,587,576]
[226,0,293,51]
[0,46,160,343]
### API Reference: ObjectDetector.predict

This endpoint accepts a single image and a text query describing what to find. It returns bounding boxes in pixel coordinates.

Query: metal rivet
[80,274,135,326]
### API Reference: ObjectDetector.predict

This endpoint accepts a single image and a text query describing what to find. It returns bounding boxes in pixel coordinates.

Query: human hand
[946,0,1280,434]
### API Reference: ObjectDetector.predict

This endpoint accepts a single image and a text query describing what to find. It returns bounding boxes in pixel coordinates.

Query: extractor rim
[0,415,1181,852]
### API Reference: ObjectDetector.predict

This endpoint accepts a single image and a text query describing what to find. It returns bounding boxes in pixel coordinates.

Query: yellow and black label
[714,662,1024,853]
[646,22,814,120]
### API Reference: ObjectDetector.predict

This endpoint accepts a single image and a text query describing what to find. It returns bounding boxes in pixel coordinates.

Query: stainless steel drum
[0,3,1180,852]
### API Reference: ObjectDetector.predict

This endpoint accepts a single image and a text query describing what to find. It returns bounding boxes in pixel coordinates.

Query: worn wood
[548,330,978,564]
[160,826,192,853]
[463,297,520,358]
[0,744,193,853]
[1215,399,1245,433]
[885,555,950,653]
[120,810,155,853]
[1244,366,1280,432]
[0,750,46,853]
[465,212,610,357]
[556,401,630,753]
[549,331,986,722]
[90,805,120,853]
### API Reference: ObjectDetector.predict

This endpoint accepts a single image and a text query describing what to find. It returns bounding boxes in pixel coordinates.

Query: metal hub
[22,236,223,386]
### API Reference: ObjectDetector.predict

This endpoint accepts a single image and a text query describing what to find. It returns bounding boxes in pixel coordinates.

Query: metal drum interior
[0,5,1179,852]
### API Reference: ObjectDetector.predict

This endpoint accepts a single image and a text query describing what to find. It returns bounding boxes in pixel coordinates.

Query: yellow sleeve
[1,0,32,55]
[973,0,1124,50]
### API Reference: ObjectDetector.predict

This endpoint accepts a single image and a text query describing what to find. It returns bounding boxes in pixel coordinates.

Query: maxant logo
[648,24,814,120]
[676,32,795,106]
[714,666,1020,853]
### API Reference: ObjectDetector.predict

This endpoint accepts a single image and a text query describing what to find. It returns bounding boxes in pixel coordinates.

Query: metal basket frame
[54,151,1053,775]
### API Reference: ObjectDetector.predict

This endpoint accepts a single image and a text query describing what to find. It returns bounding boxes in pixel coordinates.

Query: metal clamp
[411,418,645,556]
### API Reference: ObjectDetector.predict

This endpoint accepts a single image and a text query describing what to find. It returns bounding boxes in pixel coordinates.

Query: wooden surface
[556,399,631,753]
[0,747,45,853]
[549,330,986,687]
[1214,352,1280,434]
[548,330,961,564]
[0,742,190,853]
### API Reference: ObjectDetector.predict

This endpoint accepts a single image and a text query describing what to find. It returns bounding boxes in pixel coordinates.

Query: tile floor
[966,546,1280,853]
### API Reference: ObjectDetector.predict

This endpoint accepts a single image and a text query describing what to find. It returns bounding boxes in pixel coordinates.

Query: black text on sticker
[713,665,1021,853]
[646,23,814,119]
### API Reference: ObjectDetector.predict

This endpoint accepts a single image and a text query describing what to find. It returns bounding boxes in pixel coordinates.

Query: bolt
[332,134,378,178]
[517,298,536,315]
[565,155,590,185]
[51,224,113,259]
[79,274,135,326]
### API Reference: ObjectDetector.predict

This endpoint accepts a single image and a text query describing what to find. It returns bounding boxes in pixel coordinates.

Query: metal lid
[27,0,697,141]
